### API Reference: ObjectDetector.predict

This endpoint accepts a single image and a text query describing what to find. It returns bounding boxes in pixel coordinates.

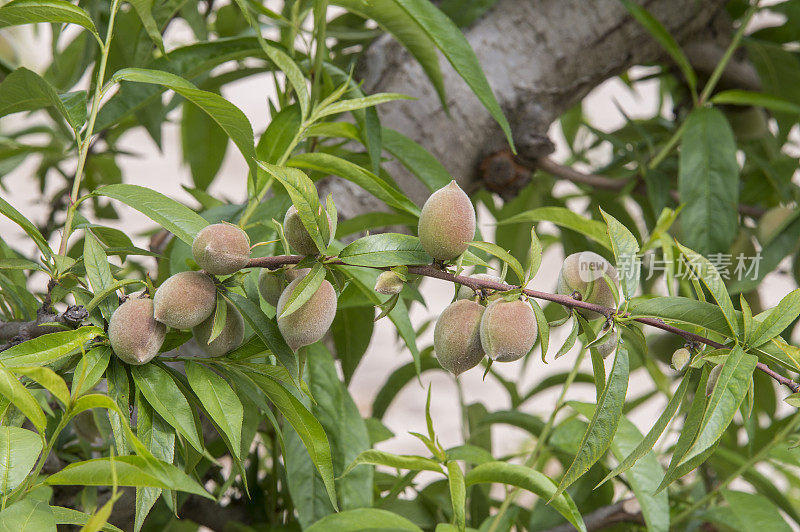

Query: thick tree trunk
[321,0,732,215]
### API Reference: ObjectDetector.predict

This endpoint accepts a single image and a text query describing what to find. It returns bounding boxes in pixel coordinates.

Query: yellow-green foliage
[108,298,166,365]
[434,299,485,375]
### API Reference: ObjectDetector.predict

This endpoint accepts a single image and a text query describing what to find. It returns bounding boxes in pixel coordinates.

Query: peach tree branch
[248,255,800,393]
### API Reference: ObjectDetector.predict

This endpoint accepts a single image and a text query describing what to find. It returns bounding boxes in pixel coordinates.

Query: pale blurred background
[0,2,795,504]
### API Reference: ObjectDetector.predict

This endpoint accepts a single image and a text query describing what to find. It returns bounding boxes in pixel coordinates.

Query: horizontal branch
[0,305,88,350]
[247,255,800,393]
[520,155,767,219]
[544,498,643,532]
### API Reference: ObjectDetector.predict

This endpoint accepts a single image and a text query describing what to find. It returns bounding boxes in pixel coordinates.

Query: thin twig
[247,255,800,392]
[534,156,766,219]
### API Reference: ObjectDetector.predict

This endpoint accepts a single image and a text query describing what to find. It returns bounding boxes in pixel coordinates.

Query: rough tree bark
[319,0,736,215]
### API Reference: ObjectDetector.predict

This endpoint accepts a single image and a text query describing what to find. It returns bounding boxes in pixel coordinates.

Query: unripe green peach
[277,278,338,351]
[375,271,404,295]
[456,273,501,300]
[672,348,691,371]
[480,298,538,362]
[556,251,620,319]
[757,206,795,245]
[594,329,618,359]
[727,107,769,141]
[153,271,217,329]
[108,298,166,365]
[706,364,723,396]
[285,266,311,282]
[258,268,286,307]
[192,223,251,275]
[192,300,245,357]
[284,205,333,255]
[434,299,485,375]
[418,180,476,261]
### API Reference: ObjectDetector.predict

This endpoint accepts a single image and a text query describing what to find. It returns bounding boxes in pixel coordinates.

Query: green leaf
[677,243,739,337]
[446,461,466,530]
[382,128,451,192]
[0,67,85,130]
[0,258,45,272]
[600,208,639,301]
[680,346,757,466]
[278,262,326,319]
[677,107,739,255]
[0,0,100,44]
[0,498,56,532]
[288,152,421,216]
[83,233,117,322]
[283,345,372,526]
[231,0,309,118]
[181,100,228,190]
[111,68,256,177]
[339,233,431,267]
[390,0,514,150]
[247,372,338,510]
[95,184,207,245]
[720,490,793,532]
[257,104,302,165]
[571,403,668,532]
[627,296,732,337]
[467,241,525,284]
[84,279,146,313]
[498,207,612,250]
[13,366,70,407]
[0,368,47,433]
[258,162,326,253]
[226,293,299,382]
[184,361,243,460]
[555,348,629,496]
[46,455,211,497]
[335,265,422,374]
[0,194,53,259]
[306,508,422,532]
[712,90,800,115]
[332,0,445,108]
[51,506,123,532]
[130,364,203,453]
[371,355,442,419]
[310,346,373,507]
[343,449,443,476]
[465,461,586,532]
[206,293,228,345]
[598,369,697,486]
[134,392,174,532]
[314,93,411,120]
[749,288,800,347]
[619,0,696,94]
[128,0,167,55]
[523,301,547,363]
[0,427,42,494]
[331,306,374,384]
